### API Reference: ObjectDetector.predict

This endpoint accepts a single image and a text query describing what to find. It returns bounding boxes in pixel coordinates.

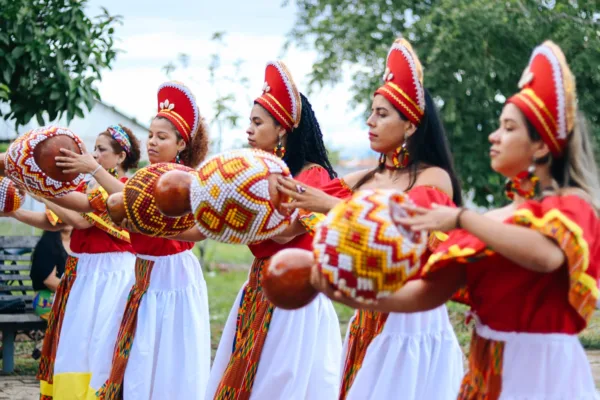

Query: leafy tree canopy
[288,0,600,205]
[0,0,121,127]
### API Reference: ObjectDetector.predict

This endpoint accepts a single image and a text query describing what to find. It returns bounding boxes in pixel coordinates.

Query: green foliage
[288,0,600,205]
[0,0,121,127]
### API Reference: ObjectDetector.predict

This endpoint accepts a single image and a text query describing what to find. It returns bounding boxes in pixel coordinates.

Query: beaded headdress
[255,61,302,131]
[156,81,200,143]
[506,41,576,156]
[375,38,425,125]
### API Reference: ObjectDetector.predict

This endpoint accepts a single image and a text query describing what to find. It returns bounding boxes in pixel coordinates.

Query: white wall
[0,101,149,163]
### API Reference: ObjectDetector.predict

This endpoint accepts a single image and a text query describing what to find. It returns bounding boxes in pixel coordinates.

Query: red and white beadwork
[123,163,197,237]
[190,148,298,244]
[4,126,85,198]
[0,176,24,213]
[313,189,427,302]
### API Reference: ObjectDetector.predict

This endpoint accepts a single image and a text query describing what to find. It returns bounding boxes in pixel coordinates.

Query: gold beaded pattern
[0,176,24,213]
[4,126,85,198]
[123,163,197,237]
[313,189,428,302]
[190,148,298,244]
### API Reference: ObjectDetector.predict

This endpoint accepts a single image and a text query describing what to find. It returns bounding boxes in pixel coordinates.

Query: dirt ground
[2,351,600,399]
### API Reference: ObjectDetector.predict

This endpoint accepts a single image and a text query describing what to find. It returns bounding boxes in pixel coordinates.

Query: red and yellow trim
[157,109,192,143]
[512,207,598,324]
[256,95,293,131]
[508,90,561,155]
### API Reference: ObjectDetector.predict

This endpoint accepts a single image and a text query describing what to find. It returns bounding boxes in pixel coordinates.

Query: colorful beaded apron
[214,257,275,400]
[339,310,389,400]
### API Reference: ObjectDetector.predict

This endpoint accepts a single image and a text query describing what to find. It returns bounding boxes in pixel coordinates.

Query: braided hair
[281,93,337,179]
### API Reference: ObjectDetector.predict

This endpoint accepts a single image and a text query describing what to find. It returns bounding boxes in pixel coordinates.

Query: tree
[288,0,600,205]
[0,0,121,127]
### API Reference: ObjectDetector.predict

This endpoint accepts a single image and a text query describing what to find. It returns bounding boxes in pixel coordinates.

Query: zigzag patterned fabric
[37,256,79,384]
[313,189,427,302]
[0,176,24,212]
[4,126,85,198]
[123,163,197,237]
[97,257,155,400]
[213,258,274,400]
[191,148,297,244]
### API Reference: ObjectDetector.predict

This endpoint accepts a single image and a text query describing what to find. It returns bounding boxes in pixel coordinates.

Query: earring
[175,151,181,164]
[505,164,539,200]
[391,138,410,169]
[274,136,286,158]
[107,168,118,178]
[378,153,386,167]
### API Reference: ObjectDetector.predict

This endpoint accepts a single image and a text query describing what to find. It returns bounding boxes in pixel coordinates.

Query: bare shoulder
[342,169,371,188]
[415,166,453,197]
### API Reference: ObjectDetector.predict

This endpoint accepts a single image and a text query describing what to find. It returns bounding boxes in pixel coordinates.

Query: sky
[85,0,376,159]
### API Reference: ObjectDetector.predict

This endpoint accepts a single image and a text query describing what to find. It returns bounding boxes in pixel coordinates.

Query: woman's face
[366,94,415,154]
[93,134,124,170]
[246,104,286,153]
[147,118,186,164]
[488,103,545,178]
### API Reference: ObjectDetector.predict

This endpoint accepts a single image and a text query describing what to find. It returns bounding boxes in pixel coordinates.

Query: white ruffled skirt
[344,305,464,400]
[53,251,136,398]
[122,250,211,400]
[468,321,598,399]
[206,288,342,400]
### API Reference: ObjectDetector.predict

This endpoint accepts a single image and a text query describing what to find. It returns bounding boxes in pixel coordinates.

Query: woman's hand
[276,176,341,214]
[397,203,463,232]
[55,148,99,175]
[309,265,373,310]
[120,218,139,233]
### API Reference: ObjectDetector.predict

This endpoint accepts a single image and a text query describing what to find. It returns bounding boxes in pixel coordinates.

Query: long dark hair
[258,93,337,179]
[354,89,462,206]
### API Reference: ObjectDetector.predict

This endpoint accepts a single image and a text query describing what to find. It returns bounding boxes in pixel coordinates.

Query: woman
[317,41,600,399]
[204,60,342,400]
[4,124,140,400]
[30,227,72,319]
[56,81,212,400]
[277,39,464,399]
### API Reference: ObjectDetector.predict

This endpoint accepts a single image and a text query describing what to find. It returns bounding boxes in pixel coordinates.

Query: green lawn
[4,239,600,374]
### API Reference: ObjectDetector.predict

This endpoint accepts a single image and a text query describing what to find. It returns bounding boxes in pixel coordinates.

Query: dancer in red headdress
[319,41,600,399]
[277,38,465,400]
[55,81,212,400]
[205,61,342,400]
[2,125,141,399]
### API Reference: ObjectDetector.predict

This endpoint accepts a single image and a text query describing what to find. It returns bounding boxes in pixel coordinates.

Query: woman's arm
[168,227,206,242]
[40,198,92,230]
[277,177,342,214]
[270,220,309,244]
[42,267,61,291]
[400,204,565,273]
[55,149,126,195]
[310,263,465,313]
[457,209,565,273]
[3,209,67,231]
[48,191,94,213]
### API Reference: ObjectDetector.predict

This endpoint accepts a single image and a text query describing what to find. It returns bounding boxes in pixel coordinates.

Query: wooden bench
[0,235,46,373]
